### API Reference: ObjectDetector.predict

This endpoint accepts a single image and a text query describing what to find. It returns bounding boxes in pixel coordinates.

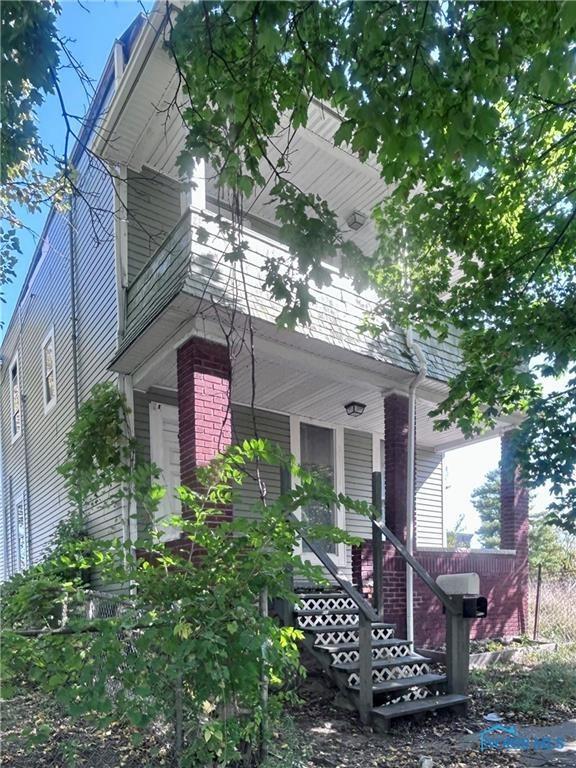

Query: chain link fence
[529,572,576,643]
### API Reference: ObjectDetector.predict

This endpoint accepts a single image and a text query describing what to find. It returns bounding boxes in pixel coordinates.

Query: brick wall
[353,392,529,647]
[355,542,527,646]
[384,393,409,542]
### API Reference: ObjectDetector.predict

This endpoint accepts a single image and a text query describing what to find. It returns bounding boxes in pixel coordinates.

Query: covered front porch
[114,319,528,648]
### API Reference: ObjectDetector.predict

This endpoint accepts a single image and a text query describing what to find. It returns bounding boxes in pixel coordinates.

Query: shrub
[2,385,371,765]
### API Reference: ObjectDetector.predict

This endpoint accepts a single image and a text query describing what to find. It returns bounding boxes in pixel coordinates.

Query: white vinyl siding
[41,328,57,413]
[0,153,120,573]
[126,168,182,284]
[415,448,444,549]
[231,405,290,521]
[344,428,373,539]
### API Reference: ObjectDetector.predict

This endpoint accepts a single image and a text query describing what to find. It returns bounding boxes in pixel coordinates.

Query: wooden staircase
[278,470,478,730]
[293,589,468,730]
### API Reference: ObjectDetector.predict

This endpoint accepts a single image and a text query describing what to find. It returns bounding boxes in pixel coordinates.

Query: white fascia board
[92,2,171,159]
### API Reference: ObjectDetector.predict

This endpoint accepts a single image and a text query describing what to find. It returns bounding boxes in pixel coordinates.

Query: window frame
[41,327,57,414]
[9,352,21,442]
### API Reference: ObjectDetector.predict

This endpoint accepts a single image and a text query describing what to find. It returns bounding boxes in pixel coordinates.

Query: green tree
[473,468,501,550]
[0,0,67,303]
[472,467,576,569]
[6,2,576,530]
[169,1,576,532]
[529,514,576,575]
[1,383,371,763]
[446,512,465,549]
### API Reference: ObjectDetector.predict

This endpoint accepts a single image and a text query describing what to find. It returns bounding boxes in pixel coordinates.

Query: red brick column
[384,393,410,541]
[500,431,529,633]
[381,393,411,635]
[177,336,232,510]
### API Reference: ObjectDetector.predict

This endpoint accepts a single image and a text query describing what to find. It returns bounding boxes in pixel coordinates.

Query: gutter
[405,328,428,645]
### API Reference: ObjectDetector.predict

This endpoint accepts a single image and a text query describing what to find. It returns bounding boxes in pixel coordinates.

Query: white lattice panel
[297,612,358,628]
[297,596,357,612]
[314,626,394,646]
[348,661,430,688]
[386,687,433,706]
[331,643,411,665]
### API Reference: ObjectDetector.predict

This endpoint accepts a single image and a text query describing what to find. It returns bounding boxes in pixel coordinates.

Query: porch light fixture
[346,210,367,230]
[344,401,366,417]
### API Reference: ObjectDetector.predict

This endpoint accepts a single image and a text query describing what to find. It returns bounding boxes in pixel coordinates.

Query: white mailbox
[436,572,480,596]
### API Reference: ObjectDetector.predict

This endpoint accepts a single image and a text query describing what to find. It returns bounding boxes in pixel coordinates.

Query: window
[41,329,57,412]
[9,353,21,440]
[14,491,30,572]
[300,422,336,554]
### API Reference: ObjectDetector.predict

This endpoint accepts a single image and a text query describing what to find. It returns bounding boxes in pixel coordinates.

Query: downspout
[405,328,428,645]
[18,305,33,569]
[68,199,80,417]
[111,38,137,554]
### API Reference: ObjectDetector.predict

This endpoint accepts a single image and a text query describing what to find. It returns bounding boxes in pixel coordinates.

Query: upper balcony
[115,202,462,393]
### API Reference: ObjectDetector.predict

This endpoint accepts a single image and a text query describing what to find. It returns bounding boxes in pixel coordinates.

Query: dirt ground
[3,651,575,768]
[280,669,576,768]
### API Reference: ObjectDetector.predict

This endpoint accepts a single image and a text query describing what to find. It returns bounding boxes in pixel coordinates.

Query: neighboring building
[0,5,528,647]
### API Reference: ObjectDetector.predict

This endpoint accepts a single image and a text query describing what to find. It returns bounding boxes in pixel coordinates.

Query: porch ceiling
[134,332,507,451]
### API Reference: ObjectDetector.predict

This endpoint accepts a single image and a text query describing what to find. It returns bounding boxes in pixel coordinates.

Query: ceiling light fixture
[345,401,366,417]
[346,210,367,230]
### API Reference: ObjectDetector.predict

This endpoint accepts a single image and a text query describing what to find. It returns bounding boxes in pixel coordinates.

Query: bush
[2,385,372,764]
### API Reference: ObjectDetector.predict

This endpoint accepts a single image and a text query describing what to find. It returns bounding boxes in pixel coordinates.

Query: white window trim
[14,489,30,572]
[41,327,57,415]
[289,414,346,568]
[9,352,21,443]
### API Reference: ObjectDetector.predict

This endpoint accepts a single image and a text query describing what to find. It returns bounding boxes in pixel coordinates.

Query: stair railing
[370,471,471,698]
[295,524,377,725]
[278,466,376,723]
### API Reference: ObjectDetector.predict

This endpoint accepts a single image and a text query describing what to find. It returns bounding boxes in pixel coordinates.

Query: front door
[149,402,181,541]
[290,416,346,568]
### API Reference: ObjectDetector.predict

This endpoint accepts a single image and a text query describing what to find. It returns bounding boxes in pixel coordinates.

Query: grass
[470,642,576,722]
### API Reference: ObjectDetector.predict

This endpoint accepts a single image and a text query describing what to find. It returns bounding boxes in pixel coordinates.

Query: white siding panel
[344,428,372,540]
[127,168,182,283]
[231,405,290,521]
[1,153,122,576]
[415,448,444,548]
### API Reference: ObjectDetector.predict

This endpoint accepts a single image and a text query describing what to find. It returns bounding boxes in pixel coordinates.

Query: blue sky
[1,0,150,333]
[2,0,550,538]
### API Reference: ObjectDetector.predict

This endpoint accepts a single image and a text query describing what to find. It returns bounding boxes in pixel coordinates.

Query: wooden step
[317,638,411,653]
[304,622,395,634]
[332,653,431,672]
[294,607,358,616]
[372,694,469,731]
[294,592,350,599]
[371,673,446,694]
